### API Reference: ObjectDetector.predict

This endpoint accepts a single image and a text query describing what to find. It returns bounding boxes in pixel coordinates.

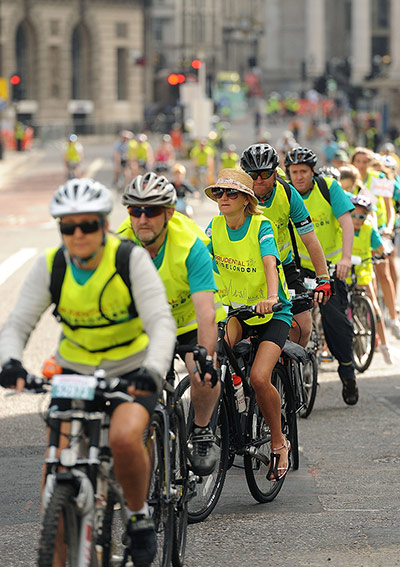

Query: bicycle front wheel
[244,392,285,503]
[38,482,98,567]
[350,294,376,373]
[176,375,229,524]
[147,412,174,567]
[171,402,189,567]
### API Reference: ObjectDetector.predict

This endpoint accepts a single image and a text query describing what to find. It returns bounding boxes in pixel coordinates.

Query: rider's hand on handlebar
[0,359,27,392]
[335,257,352,281]
[313,279,332,305]
[127,366,162,398]
[256,297,278,315]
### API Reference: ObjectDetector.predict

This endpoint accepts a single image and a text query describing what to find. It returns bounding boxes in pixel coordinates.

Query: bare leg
[289,310,312,347]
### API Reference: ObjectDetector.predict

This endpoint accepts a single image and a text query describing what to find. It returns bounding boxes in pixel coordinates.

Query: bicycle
[347,257,377,373]
[176,303,300,523]
[24,365,190,567]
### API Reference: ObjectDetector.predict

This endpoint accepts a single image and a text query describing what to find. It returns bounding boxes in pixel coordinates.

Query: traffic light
[191,59,202,71]
[167,73,186,86]
[10,73,22,102]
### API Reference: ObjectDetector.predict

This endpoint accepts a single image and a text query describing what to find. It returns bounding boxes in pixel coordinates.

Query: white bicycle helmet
[122,172,177,207]
[50,178,113,218]
[350,193,373,212]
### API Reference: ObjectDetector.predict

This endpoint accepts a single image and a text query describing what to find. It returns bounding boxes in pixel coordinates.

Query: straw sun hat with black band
[204,168,259,208]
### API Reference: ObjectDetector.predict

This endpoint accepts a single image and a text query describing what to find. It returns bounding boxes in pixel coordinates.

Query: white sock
[127,503,150,518]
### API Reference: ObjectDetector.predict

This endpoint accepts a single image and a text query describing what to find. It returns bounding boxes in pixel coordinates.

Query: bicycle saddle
[232,340,251,358]
[281,340,309,364]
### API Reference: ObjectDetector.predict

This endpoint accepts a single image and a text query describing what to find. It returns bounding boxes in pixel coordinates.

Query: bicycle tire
[350,294,376,373]
[171,401,188,567]
[300,352,318,418]
[147,412,174,567]
[273,363,299,470]
[38,481,98,567]
[175,375,229,524]
[97,488,125,567]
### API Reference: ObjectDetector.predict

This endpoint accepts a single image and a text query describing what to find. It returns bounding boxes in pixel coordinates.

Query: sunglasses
[248,170,275,180]
[59,219,101,235]
[128,205,165,218]
[351,213,367,220]
[211,188,240,199]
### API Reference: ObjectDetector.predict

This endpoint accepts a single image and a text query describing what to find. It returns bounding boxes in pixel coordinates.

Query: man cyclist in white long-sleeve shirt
[0,178,176,567]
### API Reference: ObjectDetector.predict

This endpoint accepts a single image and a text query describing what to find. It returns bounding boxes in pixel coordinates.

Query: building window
[49,46,60,98]
[372,0,389,29]
[50,20,60,36]
[153,18,163,41]
[117,48,128,100]
[344,0,351,32]
[116,22,128,38]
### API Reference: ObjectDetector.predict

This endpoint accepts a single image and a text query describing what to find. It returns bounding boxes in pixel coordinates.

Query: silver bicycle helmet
[240,144,279,172]
[50,178,113,218]
[284,147,318,169]
[122,172,177,207]
[317,166,341,181]
[350,193,372,211]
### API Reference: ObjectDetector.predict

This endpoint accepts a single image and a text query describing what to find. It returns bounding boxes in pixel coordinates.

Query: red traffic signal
[191,59,202,70]
[168,73,186,86]
[10,74,21,86]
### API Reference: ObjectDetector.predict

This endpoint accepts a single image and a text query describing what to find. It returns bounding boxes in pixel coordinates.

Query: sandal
[342,378,359,406]
[266,436,291,482]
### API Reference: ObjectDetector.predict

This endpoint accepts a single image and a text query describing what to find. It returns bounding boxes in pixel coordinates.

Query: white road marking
[85,158,104,179]
[0,248,37,286]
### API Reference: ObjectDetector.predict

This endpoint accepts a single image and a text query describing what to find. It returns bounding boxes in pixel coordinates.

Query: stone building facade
[0,0,148,133]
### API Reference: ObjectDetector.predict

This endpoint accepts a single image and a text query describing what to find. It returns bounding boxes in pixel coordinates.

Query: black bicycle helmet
[284,147,318,170]
[240,144,279,173]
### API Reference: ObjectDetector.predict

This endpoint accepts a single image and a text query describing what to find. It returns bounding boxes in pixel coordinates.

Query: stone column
[306,0,326,78]
[389,0,400,79]
[351,0,371,84]
[263,0,281,73]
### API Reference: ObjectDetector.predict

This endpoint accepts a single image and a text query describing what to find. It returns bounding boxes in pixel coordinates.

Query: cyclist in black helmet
[240,143,330,348]
[285,146,359,406]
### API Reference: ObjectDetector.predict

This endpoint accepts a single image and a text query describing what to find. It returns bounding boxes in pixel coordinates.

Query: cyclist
[204,168,293,481]
[154,133,176,167]
[346,192,393,365]
[170,163,199,217]
[119,172,226,476]
[64,134,83,179]
[0,178,176,566]
[240,144,331,348]
[351,147,400,339]
[132,133,154,176]
[220,144,240,169]
[284,146,359,405]
[190,138,215,189]
[113,130,135,188]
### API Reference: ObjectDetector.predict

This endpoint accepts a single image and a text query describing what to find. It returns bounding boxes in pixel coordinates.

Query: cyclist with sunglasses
[284,147,359,406]
[204,168,293,481]
[240,144,330,348]
[0,177,176,566]
[119,172,226,477]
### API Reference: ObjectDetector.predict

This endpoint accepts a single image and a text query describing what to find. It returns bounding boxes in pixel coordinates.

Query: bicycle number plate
[51,374,97,400]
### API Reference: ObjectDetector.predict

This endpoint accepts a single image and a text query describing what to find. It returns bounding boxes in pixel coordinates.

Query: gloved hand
[200,357,219,388]
[313,279,332,304]
[131,366,162,394]
[0,358,28,388]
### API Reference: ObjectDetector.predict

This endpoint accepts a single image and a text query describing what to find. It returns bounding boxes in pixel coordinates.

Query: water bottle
[232,373,246,413]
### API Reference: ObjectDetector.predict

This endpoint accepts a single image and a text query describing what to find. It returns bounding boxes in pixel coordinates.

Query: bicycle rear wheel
[175,375,229,524]
[274,362,298,470]
[147,412,174,567]
[38,482,98,567]
[350,294,376,373]
[299,352,318,419]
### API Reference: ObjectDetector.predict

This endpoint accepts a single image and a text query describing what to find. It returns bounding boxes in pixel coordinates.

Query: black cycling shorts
[238,318,290,350]
[283,260,313,315]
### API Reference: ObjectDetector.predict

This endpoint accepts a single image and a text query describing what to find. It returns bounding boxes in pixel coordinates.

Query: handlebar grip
[272,302,283,313]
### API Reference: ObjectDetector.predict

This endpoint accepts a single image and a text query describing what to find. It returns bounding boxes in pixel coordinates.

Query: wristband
[267,294,279,299]
[316,274,329,279]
